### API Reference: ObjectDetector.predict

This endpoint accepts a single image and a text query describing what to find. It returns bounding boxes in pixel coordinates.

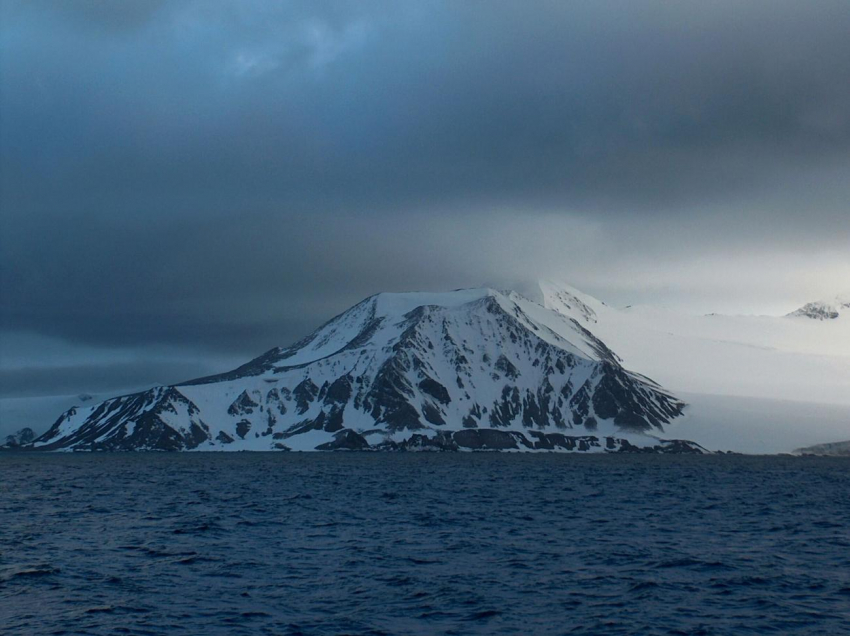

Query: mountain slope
[31,288,691,452]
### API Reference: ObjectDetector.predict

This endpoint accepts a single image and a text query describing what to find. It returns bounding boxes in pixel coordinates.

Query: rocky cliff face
[31,286,693,452]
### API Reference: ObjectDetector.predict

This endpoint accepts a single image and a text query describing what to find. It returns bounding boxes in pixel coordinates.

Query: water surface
[2,454,849,635]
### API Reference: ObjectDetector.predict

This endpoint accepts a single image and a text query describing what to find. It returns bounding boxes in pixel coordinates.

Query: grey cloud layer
[5,1,850,211]
[2,0,849,393]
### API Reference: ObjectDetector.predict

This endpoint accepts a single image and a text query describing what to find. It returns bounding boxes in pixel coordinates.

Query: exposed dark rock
[315,429,370,451]
[495,355,520,380]
[422,403,445,426]
[569,381,592,424]
[293,379,319,414]
[526,431,601,451]
[489,386,522,427]
[235,420,251,439]
[324,376,353,404]
[453,428,533,450]
[462,415,478,428]
[362,354,423,431]
[418,378,451,405]
[397,431,457,451]
[324,407,345,433]
[592,363,683,432]
[265,389,287,415]
[184,422,211,449]
[283,417,323,437]
[227,390,259,416]
[381,402,422,430]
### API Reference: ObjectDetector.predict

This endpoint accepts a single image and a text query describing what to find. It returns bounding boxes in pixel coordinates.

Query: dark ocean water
[1,454,849,636]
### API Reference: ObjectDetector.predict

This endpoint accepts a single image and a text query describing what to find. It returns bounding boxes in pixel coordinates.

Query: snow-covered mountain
[30,287,702,453]
[787,294,850,321]
[3,427,35,448]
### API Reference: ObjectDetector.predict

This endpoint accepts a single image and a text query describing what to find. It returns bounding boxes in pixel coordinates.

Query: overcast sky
[2,0,850,397]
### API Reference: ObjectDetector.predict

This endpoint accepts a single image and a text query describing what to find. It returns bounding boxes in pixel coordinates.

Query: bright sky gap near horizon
[2,0,850,398]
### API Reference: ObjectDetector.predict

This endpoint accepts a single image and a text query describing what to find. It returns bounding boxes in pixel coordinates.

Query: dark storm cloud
[2,1,850,393]
[5,0,850,215]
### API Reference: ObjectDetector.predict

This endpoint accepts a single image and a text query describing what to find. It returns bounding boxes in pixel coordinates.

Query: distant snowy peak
[537,280,604,324]
[794,440,850,456]
[787,294,850,320]
[31,285,688,452]
[3,428,35,448]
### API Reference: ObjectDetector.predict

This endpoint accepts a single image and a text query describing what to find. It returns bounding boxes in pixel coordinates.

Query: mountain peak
[787,293,850,320]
